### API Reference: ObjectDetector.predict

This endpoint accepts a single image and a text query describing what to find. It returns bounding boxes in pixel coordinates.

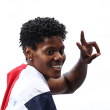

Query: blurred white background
[0,0,110,109]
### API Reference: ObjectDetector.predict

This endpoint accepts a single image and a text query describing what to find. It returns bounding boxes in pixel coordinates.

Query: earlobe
[30,58,33,61]
[24,46,33,60]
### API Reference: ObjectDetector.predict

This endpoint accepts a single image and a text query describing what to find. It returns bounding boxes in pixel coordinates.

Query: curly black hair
[19,17,67,53]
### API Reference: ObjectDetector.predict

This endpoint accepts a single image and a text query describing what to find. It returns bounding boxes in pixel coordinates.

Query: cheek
[33,55,44,66]
[35,56,52,67]
[33,57,47,73]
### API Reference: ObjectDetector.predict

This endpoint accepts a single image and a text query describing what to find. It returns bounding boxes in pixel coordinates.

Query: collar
[25,65,48,85]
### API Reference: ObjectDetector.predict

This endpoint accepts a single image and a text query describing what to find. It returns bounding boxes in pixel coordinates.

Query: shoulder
[10,66,50,100]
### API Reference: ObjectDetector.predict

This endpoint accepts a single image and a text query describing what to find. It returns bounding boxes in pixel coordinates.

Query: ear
[24,46,33,60]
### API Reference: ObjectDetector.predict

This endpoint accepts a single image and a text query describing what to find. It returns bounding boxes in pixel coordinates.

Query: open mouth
[51,65,62,70]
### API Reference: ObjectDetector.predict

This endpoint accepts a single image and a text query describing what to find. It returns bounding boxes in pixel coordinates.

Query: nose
[54,52,63,61]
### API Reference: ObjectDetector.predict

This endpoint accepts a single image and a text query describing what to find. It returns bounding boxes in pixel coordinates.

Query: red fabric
[1,64,27,110]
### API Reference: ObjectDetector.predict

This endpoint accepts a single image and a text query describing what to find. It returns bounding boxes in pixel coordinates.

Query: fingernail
[76,42,79,45]
[96,54,99,56]
[81,30,83,33]
[99,52,101,55]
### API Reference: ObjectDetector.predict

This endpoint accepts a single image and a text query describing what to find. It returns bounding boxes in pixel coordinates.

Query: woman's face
[30,36,66,81]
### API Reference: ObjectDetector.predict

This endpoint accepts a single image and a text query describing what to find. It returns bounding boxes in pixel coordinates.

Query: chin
[52,74,61,79]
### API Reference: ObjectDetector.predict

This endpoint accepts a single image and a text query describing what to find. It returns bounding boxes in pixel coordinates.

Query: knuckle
[93,41,96,44]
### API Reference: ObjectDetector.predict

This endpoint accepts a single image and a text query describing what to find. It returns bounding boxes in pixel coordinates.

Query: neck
[43,74,50,82]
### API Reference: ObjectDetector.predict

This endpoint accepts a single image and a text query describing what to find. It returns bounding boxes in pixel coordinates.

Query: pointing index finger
[81,30,87,45]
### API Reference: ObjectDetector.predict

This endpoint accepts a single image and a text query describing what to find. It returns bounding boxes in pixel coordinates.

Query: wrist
[78,58,88,66]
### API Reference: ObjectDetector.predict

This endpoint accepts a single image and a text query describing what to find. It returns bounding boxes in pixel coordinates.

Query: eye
[46,50,54,55]
[60,49,64,55]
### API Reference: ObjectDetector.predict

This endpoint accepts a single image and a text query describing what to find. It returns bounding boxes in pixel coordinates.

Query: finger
[76,42,90,56]
[86,54,100,63]
[88,41,101,54]
[87,44,93,55]
[80,30,87,45]
[76,42,83,50]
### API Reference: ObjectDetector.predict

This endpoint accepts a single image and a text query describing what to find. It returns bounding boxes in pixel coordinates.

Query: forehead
[37,36,65,49]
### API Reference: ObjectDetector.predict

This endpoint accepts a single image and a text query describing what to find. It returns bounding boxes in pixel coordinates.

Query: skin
[25,31,101,95]
[25,36,66,81]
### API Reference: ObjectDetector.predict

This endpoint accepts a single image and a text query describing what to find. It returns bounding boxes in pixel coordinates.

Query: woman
[1,17,100,110]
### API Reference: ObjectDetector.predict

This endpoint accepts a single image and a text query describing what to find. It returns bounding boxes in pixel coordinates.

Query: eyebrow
[42,45,65,50]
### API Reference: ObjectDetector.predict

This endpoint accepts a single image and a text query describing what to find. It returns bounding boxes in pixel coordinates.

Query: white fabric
[6,65,50,110]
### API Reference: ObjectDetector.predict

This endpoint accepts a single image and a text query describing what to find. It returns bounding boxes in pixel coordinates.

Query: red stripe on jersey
[1,64,27,110]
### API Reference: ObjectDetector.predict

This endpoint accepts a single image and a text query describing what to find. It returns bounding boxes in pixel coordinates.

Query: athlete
[1,17,101,110]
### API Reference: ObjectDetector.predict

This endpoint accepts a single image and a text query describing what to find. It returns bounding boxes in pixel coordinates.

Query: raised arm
[48,31,101,94]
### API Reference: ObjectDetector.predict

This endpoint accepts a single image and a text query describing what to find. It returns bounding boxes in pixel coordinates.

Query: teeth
[52,65,62,68]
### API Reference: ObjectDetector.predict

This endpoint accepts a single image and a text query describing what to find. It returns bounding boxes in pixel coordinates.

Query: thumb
[86,54,99,63]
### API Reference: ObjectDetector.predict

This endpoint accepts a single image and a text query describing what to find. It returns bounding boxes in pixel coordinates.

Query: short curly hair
[19,17,67,53]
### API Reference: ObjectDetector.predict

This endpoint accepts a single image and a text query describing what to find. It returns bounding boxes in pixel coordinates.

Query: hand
[76,31,101,64]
